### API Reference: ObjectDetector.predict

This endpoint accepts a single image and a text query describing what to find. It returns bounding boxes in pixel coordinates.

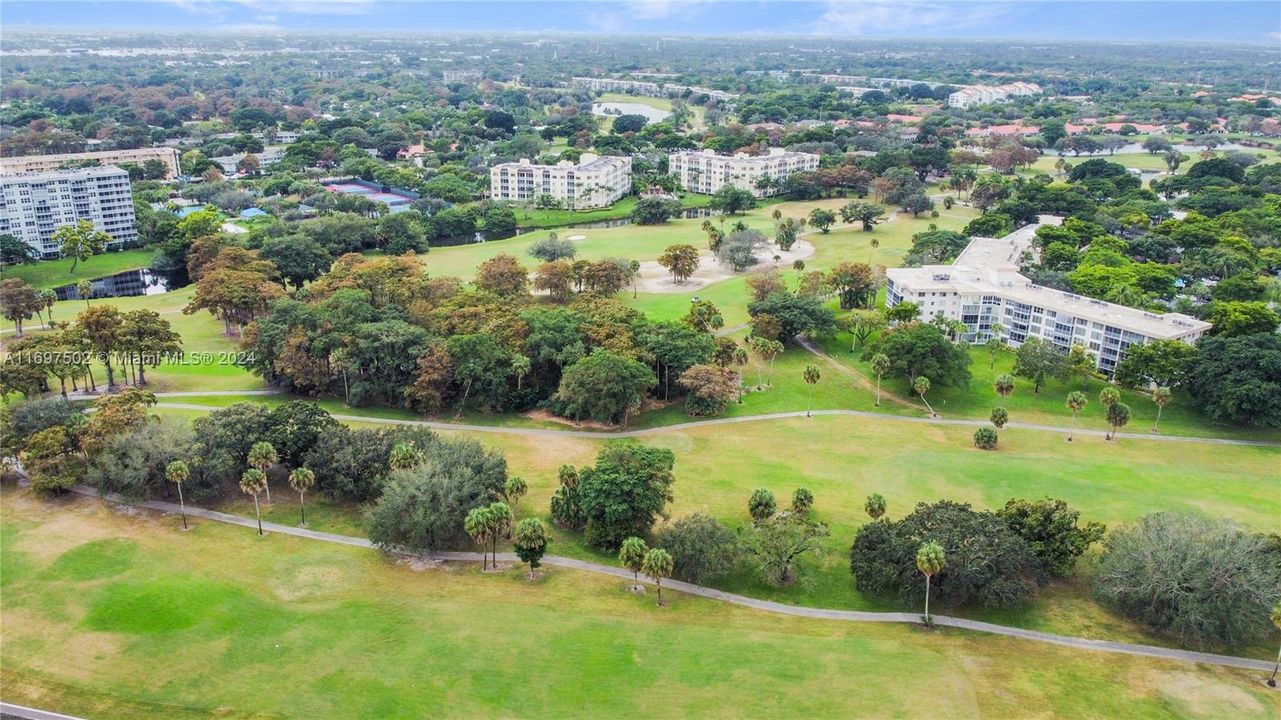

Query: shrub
[656,513,738,583]
[849,500,1045,608]
[989,407,1008,429]
[85,417,194,500]
[973,427,999,449]
[748,488,777,522]
[792,487,815,513]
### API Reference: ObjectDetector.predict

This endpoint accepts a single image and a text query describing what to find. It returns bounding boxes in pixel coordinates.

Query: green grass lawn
[148,397,1280,654]
[1,248,158,289]
[2,489,1275,720]
[511,193,714,229]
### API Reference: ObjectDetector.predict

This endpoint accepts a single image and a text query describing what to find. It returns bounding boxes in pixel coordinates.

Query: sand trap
[566,234,587,241]
[636,239,815,294]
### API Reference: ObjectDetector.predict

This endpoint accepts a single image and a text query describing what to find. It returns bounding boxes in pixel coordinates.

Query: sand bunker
[635,239,815,294]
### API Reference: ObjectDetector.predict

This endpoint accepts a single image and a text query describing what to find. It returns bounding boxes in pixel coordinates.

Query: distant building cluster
[571,77,737,101]
[489,153,632,209]
[885,218,1209,375]
[668,148,820,198]
[947,82,1042,108]
[0,166,138,259]
[801,73,944,90]
[0,146,181,179]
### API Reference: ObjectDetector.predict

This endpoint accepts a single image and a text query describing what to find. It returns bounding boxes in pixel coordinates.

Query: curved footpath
[65,485,1277,673]
[151,400,1281,447]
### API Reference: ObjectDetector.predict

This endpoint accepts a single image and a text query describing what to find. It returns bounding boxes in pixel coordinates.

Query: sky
[2,1,1279,43]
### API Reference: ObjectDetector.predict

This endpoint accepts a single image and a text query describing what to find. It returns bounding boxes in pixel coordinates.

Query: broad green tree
[916,541,946,624]
[289,467,315,527]
[641,548,674,607]
[1270,602,1281,687]
[239,468,268,536]
[619,536,649,591]
[52,220,110,273]
[166,460,190,530]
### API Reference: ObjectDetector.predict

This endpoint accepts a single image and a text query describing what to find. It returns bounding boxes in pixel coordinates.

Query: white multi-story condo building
[947,82,1042,109]
[489,153,632,209]
[0,167,138,259]
[669,148,821,198]
[884,217,1210,375]
[0,147,182,179]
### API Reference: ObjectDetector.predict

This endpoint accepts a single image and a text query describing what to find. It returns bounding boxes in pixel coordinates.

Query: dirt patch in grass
[1135,668,1270,717]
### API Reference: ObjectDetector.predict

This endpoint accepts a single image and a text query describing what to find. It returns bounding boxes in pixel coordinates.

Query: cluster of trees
[1,297,182,399]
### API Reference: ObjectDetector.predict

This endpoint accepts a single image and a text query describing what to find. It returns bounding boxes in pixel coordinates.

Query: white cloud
[815,1,1011,36]
[588,0,717,33]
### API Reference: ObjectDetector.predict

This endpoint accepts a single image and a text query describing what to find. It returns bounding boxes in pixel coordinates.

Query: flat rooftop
[887,216,1211,339]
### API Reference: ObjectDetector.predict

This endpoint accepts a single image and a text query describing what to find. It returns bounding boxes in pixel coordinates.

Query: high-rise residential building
[668,148,820,198]
[0,167,138,259]
[884,217,1210,375]
[489,153,632,209]
[0,147,181,179]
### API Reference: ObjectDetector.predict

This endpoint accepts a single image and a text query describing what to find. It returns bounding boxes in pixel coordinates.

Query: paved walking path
[67,485,1277,673]
[151,401,1281,447]
[0,702,87,720]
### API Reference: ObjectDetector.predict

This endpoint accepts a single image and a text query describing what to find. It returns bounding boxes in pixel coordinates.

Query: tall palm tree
[771,208,783,223]
[239,469,268,536]
[870,353,890,407]
[1106,402,1131,441]
[289,467,315,527]
[869,237,879,265]
[465,506,493,570]
[641,548,674,607]
[76,280,93,308]
[1065,391,1087,442]
[247,441,278,504]
[1099,386,1120,439]
[916,541,945,625]
[1268,601,1281,687]
[864,493,887,521]
[619,536,648,591]
[166,460,190,530]
[913,376,935,417]
[1151,386,1171,433]
[487,502,513,565]
[803,364,821,417]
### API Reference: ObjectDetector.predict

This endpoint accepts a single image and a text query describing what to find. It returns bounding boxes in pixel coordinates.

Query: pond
[592,101,671,124]
[53,268,183,302]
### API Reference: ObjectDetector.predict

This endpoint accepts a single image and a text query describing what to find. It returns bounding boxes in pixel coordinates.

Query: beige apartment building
[0,147,182,179]
[884,217,1210,375]
[668,148,820,198]
[489,153,632,209]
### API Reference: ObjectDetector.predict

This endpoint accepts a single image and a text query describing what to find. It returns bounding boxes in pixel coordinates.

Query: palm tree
[166,460,190,530]
[1106,402,1131,441]
[1065,391,1087,442]
[771,208,782,223]
[792,258,805,290]
[465,506,493,570]
[1268,601,1281,687]
[247,441,277,504]
[388,442,423,471]
[1150,386,1171,433]
[239,469,268,536]
[289,467,315,527]
[1099,386,1120,439]
[864,493,887,521]
[803,364,821,417]
[641,548,674,607]
[994,374,1015,398]
[870,353,890,407]
[869,237,879,265]
[76,280,93,308]
[619,536,648,591]
[487,502,513,567]
[913,376,935,417]
[916,541,945,625]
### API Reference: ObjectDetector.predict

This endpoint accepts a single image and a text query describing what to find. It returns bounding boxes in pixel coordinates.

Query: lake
[53,268,181,301]
[592,101,671,124]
